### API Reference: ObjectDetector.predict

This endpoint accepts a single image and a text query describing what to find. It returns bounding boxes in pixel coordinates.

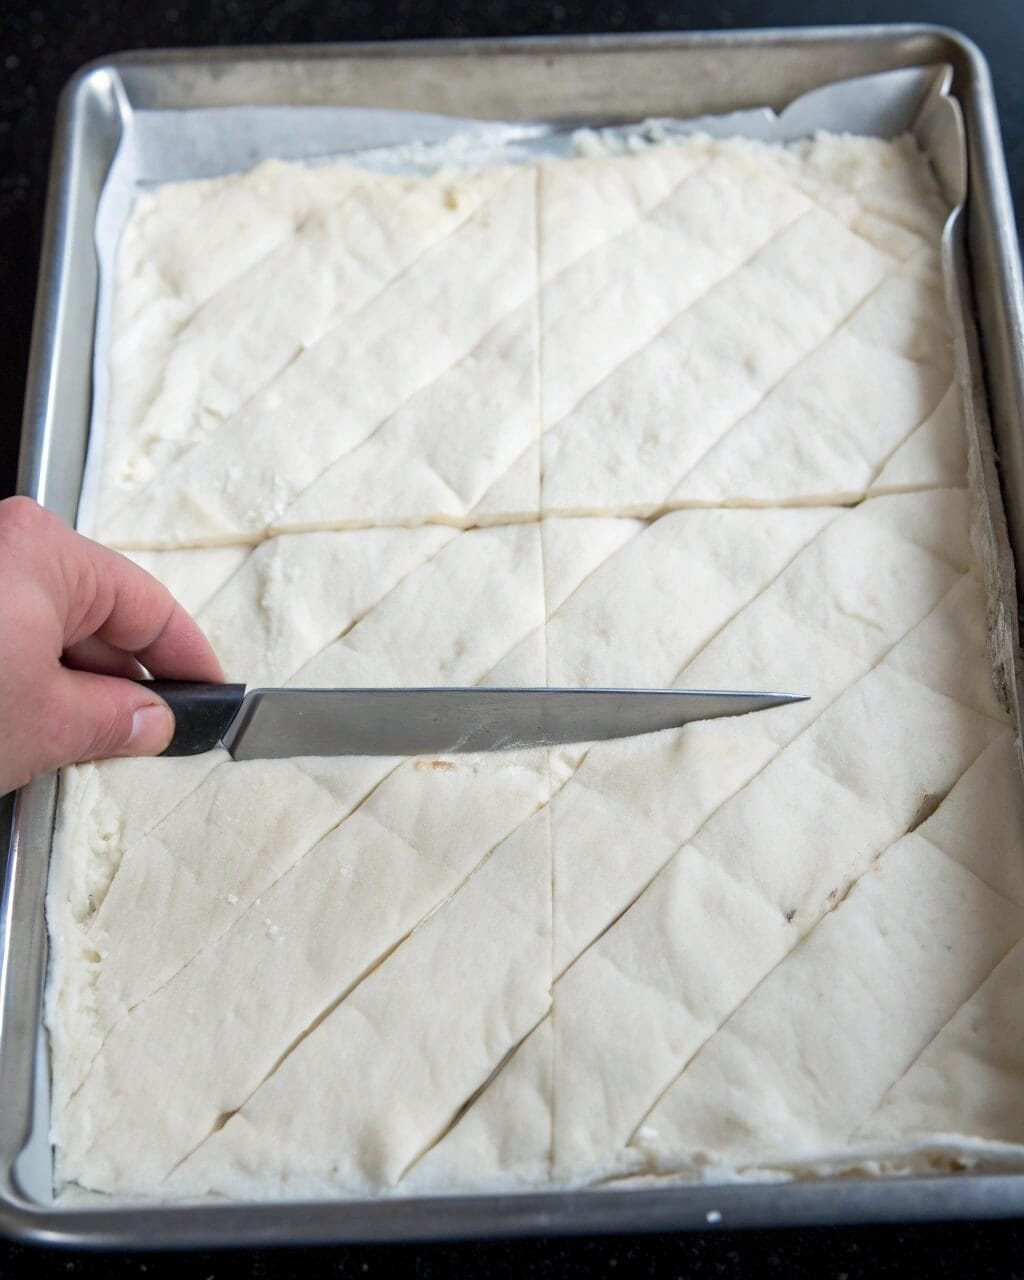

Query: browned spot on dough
[415,759,456,772]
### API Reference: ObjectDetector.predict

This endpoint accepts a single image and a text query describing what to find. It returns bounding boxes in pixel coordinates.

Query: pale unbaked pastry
[46,132,1024,1202]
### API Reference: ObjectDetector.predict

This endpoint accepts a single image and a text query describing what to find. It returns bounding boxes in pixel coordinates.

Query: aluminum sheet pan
[6,27,1024,1247]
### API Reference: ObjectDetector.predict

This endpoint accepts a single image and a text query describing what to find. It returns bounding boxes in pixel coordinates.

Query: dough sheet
[45,132,1024,1200]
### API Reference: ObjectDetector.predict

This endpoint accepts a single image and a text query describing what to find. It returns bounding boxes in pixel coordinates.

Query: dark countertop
[2,1,1023,1276]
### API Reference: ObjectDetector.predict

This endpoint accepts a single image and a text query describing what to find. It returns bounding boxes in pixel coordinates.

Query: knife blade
[148,681,807,760]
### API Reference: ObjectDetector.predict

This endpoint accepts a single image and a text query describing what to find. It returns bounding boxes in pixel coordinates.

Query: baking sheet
[10,32,1024,1243]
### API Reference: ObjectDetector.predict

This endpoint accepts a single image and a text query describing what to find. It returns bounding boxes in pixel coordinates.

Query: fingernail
[126,704,175,755]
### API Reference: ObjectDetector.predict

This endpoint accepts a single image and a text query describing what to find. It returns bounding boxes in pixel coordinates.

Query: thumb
[46,669,175,770]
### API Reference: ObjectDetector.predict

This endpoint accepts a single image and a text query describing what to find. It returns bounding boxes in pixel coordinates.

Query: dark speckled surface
[2,2,1024,1276]
[3,1222,1024,1278]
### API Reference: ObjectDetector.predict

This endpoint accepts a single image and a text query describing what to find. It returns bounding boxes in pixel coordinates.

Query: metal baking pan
[5,26,1024,1247]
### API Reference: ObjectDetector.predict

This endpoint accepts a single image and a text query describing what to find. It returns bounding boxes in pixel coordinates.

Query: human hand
[0,497,224,794]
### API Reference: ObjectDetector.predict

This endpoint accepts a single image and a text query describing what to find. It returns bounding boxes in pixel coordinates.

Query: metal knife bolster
[151,681,806,760]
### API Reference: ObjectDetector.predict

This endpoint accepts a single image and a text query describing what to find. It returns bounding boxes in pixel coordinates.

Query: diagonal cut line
[538,204,815,452]
[290,528,543,688]
[909,829,1024,916]
[813,348,954,475]
[660,497,974,687]
[881,662,1013,736]
[513,484,922,703]
[846,930,1024,1146]
[664,511,843,688]
[130,762,404,1011]
[82,759,228,938]
[665,256,911,499]
[538,157,716,289]
[160,921,417,1183]
[273,299,536,529]
[865,377,957,490]
[911,801,1024,909]
[159,179,361,323]
[469,435,542,523]
[281,530,459,683]
[853,194,948,246]
[483,521,652,683]
[190,543,261,614]
[787,183,932,263]
[395,1007,552,1186]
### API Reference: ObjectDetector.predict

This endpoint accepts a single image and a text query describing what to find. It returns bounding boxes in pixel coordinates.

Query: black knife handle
[148,681,247,757]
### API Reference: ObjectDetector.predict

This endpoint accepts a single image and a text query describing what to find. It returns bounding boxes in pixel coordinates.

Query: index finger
[5,500,225,682]
[79,545,225,682]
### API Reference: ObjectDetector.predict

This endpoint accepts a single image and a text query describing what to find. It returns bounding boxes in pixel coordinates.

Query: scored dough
[46,130,1024,1201]
[632,835,1024,1175]
[93,135,958,548]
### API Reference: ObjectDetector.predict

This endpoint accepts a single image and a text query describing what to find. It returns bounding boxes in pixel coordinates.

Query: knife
[148,681,807,760]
